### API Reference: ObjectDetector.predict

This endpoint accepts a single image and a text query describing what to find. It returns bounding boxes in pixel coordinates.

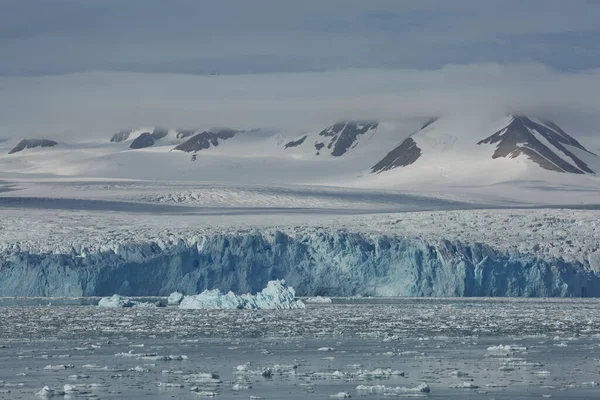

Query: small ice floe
[582,381,599,386]
[357,383,430,394]
[449,370,469,377]
[190,389,218,396]
[330,392,351,398]
[533,370,551,375]
[43,364,74,370]
[158,382,184,388]
[184,372,221,384]
[449,382,479,389]
[305,296,333,304]
[35,386,65,397]
[357,368,405,379]
[97,294,134,307]
[486,344,527,356]
[234,363,297,377]
[133,301,160,308]
[81,364,105,369]
[168,291,184,305]
[63,384,83,395]
[179,280,305,310]
[502,358,543,368]
[232,383,252,390]
[162,370,184,375]
[69,374,89,379]
[115,350,188,361]
[318,347,335,352]
[129,366,149,372]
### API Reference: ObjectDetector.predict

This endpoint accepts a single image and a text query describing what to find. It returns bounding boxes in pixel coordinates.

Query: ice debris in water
[305,296,333,303]
[330,392,351,398]
[168,291,184,305]
[35,386,65,397]
[179,280,305,310]
[97,294,158,308]
[356,383,430,394]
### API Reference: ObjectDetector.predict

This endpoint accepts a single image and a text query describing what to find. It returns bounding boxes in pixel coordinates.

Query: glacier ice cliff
[1,230,600,297]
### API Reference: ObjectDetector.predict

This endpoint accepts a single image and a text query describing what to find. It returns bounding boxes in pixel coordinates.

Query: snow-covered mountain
[0,114,598,202]
[8,139,58,154]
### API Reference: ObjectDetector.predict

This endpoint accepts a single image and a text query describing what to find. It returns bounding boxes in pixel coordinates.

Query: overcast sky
[1,0,600,139]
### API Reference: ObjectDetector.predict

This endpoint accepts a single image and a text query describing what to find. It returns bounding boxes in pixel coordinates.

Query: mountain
[284,121,378,156]
[477,116,596,174]
[110,127,197,149]
[8,139,58,154]
[370,115,597,178]
[173,129,242,153]
[0,114,598,204]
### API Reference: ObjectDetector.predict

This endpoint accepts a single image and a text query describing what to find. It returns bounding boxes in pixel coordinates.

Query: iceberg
[167,291,184,305]
[179,280,305,310]
[98,294,134,308]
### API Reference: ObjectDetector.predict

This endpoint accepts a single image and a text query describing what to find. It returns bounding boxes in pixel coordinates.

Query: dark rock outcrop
[478,116,596,174]
[372,138,422,173]
[318,121,378,157]
[110,130,131,143]
[284,135,308,149]
[129,132,156,149]
[174,129,241,153]
[8,139,58,154]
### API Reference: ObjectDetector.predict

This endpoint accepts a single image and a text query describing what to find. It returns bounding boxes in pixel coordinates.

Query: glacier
[1,228,600,298]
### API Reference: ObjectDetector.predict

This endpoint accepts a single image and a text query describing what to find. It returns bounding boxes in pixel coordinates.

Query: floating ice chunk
[189,387,218,396]
[168,291,184,305]
[356,383,430,394]
[330,392,351,398]
[356,385,385,393]
[158,382,184,388]
[180,289,247,309]
[44,364,74,370]
[35,386,65,397]
[318,347,334,352]
[69,374,89,379]
[305,296,332,304]
[63,385,79,394]
[232,383,252,390]
[244,280,306,309]
[449,382,480,389]
[133,301,159,308]
[97,295,134,308]
[180,280,305,310]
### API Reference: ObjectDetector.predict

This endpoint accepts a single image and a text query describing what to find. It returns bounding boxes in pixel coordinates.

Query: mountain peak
[478,115,595,174]
[8,139,58,155]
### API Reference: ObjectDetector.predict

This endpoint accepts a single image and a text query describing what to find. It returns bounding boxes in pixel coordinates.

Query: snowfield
[0,206,596,262]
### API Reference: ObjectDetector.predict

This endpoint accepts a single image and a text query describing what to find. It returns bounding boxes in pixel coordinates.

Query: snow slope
[0,114,597,206]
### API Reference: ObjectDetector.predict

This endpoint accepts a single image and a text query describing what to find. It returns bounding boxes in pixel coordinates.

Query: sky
[1,0,600,139]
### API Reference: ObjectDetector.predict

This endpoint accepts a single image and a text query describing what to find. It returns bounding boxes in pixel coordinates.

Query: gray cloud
[1,0,600,76]
[1,64,599,141]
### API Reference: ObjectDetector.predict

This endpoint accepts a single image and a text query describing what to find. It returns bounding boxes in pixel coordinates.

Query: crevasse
[0,230,598,297]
